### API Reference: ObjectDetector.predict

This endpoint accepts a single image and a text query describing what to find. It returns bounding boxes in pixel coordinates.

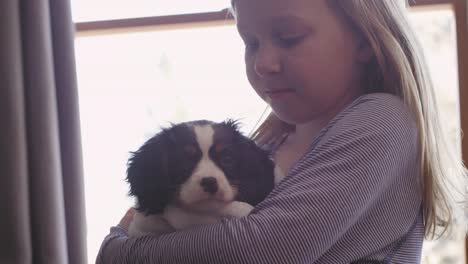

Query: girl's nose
[254,46,281,77]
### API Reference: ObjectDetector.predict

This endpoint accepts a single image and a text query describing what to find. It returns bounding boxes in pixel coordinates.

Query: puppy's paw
[221,201,254,218]
[128,212,175,237]
[274,165,286,185]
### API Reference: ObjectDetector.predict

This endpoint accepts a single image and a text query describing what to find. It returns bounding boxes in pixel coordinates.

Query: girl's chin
[270,107,320,125]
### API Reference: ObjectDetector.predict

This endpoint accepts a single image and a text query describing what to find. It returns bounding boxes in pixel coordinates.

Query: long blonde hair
[233,0,468,239]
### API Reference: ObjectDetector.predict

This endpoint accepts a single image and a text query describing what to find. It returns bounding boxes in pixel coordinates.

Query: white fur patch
[128,212,175,237]
[129,201,254,237]
[178,125,236,208]
[164,201,253,230]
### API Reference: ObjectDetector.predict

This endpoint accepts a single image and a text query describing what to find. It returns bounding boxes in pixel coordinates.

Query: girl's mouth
[265,88,296,98]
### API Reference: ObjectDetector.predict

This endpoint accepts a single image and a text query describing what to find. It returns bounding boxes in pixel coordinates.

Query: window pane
[75,7,465,264]
[75,25,265,263]
[408,8,466,264]
[71,0,229,22]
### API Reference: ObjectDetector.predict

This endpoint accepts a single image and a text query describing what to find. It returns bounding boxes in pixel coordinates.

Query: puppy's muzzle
[200,177,218,194]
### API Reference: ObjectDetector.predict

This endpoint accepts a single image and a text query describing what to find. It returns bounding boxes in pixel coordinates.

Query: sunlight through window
[75,25,267,263]
[409,8,465,264]
[73,5,465,264]
[71,0,228,22]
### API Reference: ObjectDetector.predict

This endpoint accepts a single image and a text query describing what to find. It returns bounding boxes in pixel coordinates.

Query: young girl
[97,0,467,263]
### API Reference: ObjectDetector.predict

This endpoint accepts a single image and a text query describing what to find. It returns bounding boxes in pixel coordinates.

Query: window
[73,2,467,263]
[75,24,267,263]
[71,0,227,22]
[408,8,466,264]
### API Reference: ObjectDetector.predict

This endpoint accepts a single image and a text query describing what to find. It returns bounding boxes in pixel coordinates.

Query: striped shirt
[96,93,424,263]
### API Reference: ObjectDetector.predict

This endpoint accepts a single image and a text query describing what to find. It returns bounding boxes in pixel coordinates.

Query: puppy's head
[126,119,275,215]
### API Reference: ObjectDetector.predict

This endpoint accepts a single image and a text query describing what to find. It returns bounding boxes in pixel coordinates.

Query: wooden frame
[74,0,467,262]
[75,10,234,36]
[74,0,455,35]
[452,0,468,262]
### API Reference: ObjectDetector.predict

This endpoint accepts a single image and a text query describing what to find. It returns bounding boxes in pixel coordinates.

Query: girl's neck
[289,120,326,146]
[290,91,365,144]
[274,120,326,175]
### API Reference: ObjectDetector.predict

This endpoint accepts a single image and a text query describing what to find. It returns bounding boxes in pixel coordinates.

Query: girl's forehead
[233,0,330,14]
[236,15,313,35]
[234,0,332,28]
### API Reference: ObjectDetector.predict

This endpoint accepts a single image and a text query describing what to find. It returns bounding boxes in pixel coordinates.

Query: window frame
[73,0,468,262]
[453,0,468,261]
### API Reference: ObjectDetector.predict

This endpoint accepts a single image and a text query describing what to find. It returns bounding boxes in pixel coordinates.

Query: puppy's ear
[236,139,275,205]
[126,133,172,215]
[223,118,242,132]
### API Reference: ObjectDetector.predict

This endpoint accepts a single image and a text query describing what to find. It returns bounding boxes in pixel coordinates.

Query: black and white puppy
[126,119,278,237]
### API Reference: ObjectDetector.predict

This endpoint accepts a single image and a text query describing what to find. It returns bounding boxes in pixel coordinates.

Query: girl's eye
[245,43,258,53]
[243,40,259,53]
[278,35,305,48]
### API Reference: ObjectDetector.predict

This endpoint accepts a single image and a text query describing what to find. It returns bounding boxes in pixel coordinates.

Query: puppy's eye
[183,145,198,156]
[220,155,235,167]
[214,143,227,153]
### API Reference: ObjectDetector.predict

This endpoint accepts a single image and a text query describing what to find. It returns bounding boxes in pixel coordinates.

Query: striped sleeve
[96,93,422,263]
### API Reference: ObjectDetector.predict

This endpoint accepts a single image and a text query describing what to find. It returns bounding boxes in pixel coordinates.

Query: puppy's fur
[126,120,277,237]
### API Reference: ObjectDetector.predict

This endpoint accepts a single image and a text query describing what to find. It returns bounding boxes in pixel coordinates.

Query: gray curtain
[0,1,87,264]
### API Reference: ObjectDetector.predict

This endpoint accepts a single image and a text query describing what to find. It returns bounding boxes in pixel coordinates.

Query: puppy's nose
[200,177,218,194]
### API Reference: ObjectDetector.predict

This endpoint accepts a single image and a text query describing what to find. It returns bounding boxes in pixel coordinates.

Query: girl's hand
[118,208,136,231]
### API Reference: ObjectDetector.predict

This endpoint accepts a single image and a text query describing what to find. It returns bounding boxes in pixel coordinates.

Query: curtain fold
[0,2,32,264]
[0,0,87,263]
[50,1,88,263]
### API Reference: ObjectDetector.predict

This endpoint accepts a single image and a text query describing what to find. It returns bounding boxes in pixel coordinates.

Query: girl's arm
[97,94,421,264]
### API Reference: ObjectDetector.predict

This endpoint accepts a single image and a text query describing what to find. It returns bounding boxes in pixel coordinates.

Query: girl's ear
[126,134,171,215]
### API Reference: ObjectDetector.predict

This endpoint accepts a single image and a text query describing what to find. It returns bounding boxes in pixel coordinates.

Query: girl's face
[235,0,371,125]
